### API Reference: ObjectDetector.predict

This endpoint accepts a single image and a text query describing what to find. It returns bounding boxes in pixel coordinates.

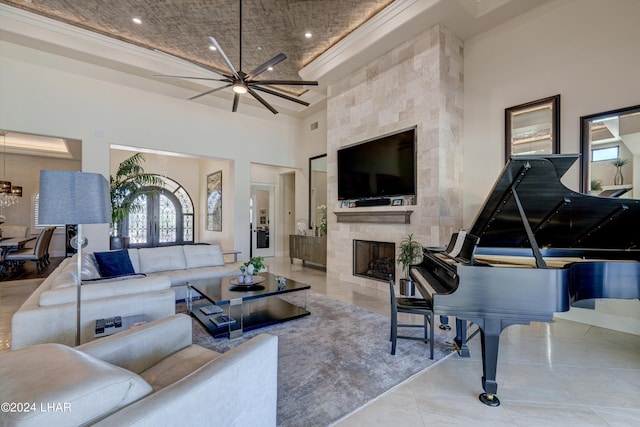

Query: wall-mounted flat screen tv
[338,127,416,200]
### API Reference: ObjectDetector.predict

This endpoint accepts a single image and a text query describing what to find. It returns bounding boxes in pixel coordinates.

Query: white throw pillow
[0,343,152,427]
[183,244,225,269]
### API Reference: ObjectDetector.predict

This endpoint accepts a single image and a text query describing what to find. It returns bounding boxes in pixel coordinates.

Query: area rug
[178,291,452,427]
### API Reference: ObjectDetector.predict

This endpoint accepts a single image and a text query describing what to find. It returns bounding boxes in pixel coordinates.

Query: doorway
[251,184,275,257]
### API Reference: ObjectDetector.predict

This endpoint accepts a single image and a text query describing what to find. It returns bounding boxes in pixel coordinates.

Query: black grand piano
[410,154,640,406]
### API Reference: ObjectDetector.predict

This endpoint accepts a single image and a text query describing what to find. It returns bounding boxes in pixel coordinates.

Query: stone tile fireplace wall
[326,24,464,290]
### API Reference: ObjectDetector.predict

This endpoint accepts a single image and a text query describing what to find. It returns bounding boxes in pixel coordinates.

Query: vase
[614,167,623,185]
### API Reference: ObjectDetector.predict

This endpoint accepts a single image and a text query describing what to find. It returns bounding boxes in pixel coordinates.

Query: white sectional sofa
[11,244,244,349]
[2,315,278,427]
[127,244,244,301]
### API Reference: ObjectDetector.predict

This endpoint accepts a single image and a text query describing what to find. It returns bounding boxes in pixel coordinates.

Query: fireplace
[353,240,395,282]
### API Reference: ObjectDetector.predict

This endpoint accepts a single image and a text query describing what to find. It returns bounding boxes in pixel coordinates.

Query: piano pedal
[439,324,451,330]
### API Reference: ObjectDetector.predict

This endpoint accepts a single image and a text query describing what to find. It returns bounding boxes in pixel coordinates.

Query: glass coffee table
[187,272,310,338]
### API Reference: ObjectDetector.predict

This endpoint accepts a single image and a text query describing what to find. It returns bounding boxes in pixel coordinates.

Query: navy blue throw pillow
[94,249,135,278]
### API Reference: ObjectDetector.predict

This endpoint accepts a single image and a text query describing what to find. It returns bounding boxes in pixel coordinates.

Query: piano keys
[410,154,640,407]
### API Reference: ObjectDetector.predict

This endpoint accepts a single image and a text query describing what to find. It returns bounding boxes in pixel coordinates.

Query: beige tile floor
[2,258,639,426]
[266,257,640,427]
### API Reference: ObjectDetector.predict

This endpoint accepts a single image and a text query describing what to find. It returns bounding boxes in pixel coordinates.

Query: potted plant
[611,158,629,185]
[110,153,162,249]
[396,233,422,296]
[317,204,327,236]
[244,256,265,275]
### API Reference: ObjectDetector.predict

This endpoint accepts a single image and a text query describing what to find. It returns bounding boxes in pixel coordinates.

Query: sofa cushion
[51,254,102,289]
[140,344,220,391]
[183,244,225,268]
[94,250,135,277]
[138,246,186,274]
[0,343,152,427]
[40,275,172,306]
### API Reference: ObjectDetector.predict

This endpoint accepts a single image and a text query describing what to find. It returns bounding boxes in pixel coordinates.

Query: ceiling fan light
[232,82,248,94]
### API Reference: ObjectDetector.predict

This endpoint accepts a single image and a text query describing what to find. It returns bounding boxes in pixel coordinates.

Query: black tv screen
[338,127,416,200]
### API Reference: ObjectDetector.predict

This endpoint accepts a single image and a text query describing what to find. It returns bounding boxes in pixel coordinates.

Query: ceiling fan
[156,0,318,114]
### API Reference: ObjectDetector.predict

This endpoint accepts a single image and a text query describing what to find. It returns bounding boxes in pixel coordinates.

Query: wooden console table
[289,235,327,266]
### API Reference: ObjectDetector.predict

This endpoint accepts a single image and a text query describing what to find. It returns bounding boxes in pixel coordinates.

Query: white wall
[463,0,640,334]
[0,40,307,260]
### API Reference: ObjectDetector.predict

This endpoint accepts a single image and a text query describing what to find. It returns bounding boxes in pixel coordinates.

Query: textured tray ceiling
[0,0,393,89]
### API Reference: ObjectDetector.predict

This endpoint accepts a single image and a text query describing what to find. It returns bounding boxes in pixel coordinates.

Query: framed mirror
[505,94,560,162]
[580,104,640,196]
[309,154,327,231]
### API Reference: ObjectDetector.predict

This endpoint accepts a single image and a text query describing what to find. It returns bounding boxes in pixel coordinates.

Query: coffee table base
[191,297,309,338]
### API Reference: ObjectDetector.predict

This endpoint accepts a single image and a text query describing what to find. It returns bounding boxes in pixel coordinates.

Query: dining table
[0,236,37,278]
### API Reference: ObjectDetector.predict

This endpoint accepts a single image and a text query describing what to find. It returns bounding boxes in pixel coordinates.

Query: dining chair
[41,225,56,267]
[389,275,434,359]
[5,226,55,273]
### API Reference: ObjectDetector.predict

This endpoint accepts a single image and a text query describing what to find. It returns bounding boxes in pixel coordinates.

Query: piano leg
[476,318,526,407]
[479,318,501,407]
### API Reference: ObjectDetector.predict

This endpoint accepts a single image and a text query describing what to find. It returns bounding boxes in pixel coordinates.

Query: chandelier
[0,132,22,208]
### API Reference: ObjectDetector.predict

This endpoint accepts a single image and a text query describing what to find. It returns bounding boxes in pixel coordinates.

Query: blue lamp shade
[39,170,111,225]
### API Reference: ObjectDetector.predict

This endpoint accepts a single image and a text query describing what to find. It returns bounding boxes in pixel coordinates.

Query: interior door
[251,184,275,257]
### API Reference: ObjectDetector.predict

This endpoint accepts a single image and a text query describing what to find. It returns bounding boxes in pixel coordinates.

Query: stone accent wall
[325,24,464,290]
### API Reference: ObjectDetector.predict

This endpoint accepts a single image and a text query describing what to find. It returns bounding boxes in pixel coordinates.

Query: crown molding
[299,0,434,84]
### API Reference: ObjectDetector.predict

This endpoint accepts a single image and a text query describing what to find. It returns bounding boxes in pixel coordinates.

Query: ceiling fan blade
[155,70,231,80]
[250,79,318,86]
[188,83,232,100]
[232,93,240,112]
[208,36,240,79]
[246,53,287,80]
[247,87,278,114]
[252,86,310,107]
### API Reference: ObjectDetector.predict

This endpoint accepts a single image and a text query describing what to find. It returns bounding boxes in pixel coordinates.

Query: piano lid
[469,154,640,250]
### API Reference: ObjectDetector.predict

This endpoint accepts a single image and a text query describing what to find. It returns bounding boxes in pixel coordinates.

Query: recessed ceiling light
[305,32,312,39]
[209,45,217,51]
[267,66,273,71]
[132,17,142,25]
[257,46,263,51]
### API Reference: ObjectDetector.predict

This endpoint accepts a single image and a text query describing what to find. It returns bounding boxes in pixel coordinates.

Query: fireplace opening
[353,240,395,282]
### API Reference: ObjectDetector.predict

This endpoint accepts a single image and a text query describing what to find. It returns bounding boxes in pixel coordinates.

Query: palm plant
[397,233,422,279]
[110,153,162,239]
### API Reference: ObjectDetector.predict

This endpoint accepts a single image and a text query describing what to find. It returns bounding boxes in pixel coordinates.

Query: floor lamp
[38,170,110,346]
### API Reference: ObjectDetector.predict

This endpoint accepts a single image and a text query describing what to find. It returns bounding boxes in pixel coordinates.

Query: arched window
[126,176,194,247]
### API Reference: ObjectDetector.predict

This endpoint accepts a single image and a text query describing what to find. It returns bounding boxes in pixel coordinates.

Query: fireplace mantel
[334,210,413,224]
